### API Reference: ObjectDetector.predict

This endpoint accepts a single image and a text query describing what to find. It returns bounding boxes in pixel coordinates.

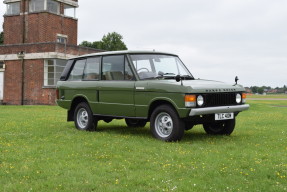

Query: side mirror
[175,75,181,82]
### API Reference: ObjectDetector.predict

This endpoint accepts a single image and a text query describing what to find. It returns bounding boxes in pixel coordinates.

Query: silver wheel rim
[77,108,88,129]
[154,112,173,138]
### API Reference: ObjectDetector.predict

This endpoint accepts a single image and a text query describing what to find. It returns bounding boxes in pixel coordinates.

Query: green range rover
[56,50,249,142]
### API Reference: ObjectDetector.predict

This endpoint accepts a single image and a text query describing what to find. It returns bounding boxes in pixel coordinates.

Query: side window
[68,59,86,81]
[102,55,125,80]
[124,57,134,80]
[83,57,100,80]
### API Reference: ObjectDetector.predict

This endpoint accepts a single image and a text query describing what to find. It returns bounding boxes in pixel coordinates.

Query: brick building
[0,0,101,105]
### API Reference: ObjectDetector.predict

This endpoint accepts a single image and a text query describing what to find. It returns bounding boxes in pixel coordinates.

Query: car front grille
[203,93,237,107]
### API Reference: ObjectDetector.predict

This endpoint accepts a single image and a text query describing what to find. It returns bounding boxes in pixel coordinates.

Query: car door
[97,55,136,117]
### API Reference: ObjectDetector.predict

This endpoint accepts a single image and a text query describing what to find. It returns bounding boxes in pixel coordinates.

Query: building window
[29,0,59,14]
[47,0,59,14]
[64,4,76,18]
[44,59,66,86]
[29,0,45,12]
[0,61,5,71]
[57,34,67,44]
[6,2,20,15]
[0,62,4,69]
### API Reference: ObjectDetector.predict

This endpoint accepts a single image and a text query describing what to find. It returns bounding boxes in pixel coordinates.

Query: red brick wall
[3,16,24,45]
[3,59,56,105]
[24,59,56,105]
[26,13,78,45]
[3,60,22,105]
[0,43,102,56]
[4,11,78,45]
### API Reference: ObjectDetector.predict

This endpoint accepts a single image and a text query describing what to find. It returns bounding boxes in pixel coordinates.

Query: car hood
[140,79,245,93]
[182,79,242,91]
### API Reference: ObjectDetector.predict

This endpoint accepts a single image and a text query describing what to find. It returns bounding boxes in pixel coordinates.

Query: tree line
[249,85,287,94]
[79,32,127,51]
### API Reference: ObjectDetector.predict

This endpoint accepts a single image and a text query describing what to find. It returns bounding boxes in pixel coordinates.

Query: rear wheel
[74,102,97,131]
[125,119,147,127]
[203,119,235,135]
[150,105,184,142]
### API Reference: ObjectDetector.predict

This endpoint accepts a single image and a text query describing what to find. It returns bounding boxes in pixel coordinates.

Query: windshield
[130,54,193,80]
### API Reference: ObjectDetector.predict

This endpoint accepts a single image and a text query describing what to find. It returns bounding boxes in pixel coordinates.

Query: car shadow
[92,124,240,143]
[96,125,151,138]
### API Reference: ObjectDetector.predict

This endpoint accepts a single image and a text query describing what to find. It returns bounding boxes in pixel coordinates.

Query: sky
[1,0,286,88]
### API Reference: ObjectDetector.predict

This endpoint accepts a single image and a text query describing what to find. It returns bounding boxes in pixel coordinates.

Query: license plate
[215,113,234,120]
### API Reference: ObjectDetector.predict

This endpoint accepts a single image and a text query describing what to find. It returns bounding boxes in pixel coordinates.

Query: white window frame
[57,34,68,44]
[6,2,20,15]
[64,3,76,18]
[44,59,66,87]
[29,0,60,14]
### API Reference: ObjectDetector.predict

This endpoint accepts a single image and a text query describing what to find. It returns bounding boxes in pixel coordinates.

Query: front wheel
[74,102,97,131]
[150,105,184,142]
[203,119,235,135]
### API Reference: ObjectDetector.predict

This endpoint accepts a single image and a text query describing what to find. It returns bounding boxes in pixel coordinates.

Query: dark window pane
[83,57,100,80]
[68,59,86,81]
[102,55,124,80]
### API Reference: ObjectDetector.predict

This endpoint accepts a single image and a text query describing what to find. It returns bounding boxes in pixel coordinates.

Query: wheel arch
[147,99,179,120]
[67,96,90,121]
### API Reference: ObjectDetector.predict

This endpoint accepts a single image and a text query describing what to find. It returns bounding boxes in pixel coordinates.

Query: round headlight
[197,95,204,106]
[236,93,242,104]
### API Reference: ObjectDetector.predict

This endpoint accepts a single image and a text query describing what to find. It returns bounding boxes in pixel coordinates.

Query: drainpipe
[22,0,27,44]
[17,51,25,105]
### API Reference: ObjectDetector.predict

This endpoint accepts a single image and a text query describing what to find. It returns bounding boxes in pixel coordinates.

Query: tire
[150,105,184,142]
[203,119,235,135]
[125,119,147,127]
[74,102,97,131]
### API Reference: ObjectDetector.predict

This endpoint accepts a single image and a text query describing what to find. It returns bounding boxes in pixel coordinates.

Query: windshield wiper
[156,72,176,79]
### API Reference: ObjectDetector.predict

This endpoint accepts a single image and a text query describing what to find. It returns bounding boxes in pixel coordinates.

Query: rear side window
[102,55,125,80]
[83,57,100,80]
[68,59,86,81]
[60,60,74,81]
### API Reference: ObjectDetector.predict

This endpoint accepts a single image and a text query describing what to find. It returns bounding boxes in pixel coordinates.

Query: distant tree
[251,86,258,93]
[257,87,264,94]
[80,32,127,51]
[80,41,103,50]
[0,31,3,44]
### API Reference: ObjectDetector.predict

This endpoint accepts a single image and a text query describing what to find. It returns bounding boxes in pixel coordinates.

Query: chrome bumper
[189,104,250,116]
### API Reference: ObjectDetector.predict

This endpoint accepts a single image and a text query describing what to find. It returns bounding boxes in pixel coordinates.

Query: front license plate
[215,113,234,120]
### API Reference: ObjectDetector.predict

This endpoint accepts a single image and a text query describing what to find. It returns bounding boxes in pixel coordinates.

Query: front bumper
[189,104,250,116]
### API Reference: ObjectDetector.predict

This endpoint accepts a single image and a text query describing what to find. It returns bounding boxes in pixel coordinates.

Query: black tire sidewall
[150,105,184,142]
[74,102,97,131]
[203,119,235,135]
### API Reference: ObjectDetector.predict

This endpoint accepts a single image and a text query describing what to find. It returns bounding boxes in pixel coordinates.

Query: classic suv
[56,50,249,141]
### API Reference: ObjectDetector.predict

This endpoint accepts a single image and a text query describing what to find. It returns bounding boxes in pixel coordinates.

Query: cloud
[1,0,286,87]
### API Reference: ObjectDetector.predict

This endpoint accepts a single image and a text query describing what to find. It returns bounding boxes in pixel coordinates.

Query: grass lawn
[0,100,286,192]
[247,94,287,99]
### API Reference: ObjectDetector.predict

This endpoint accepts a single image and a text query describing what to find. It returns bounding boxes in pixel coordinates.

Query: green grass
[0,101,286,192]
[247,94,287,99]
